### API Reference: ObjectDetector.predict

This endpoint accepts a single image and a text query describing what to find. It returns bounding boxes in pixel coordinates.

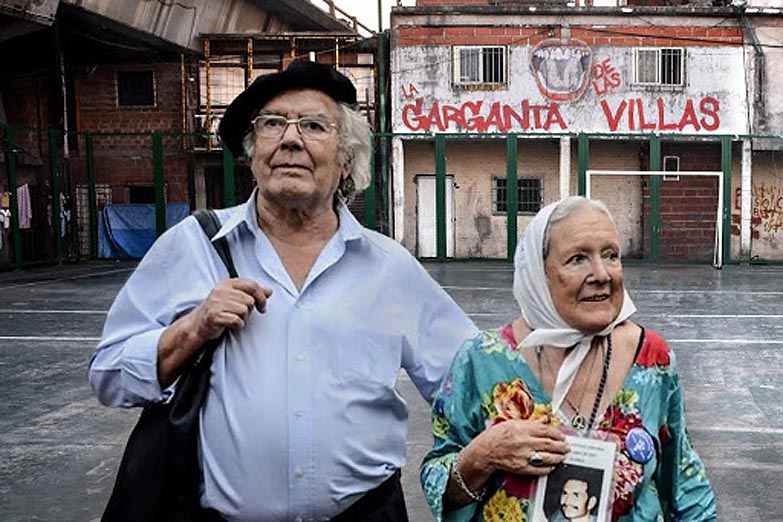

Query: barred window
[453,46,507,86]
[117,71,155,107]
[492,176,543,214]
[631,48,684,87]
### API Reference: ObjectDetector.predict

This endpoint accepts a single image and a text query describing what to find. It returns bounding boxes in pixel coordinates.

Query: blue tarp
[98,203,190,259]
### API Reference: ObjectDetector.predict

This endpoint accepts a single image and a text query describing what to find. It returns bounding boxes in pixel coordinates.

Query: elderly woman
[421,196,716,521]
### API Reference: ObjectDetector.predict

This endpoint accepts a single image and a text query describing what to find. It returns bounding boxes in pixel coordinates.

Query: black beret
[218,59,357,158]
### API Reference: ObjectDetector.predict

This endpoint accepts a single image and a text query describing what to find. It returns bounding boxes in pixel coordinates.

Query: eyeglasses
[251,114,338,141]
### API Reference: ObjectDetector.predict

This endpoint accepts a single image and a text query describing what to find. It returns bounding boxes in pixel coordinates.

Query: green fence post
[3,127,22,268]
[365,135,377,230]
[435,134,446,261]
[48,128,63,263]
[577,133,589,196]
[721,136,732,265]
[506,134,518,261]
[222,146,235,207]
[377,33,389,232]
[152,133,166,237]
[85,133,98,258]
[649,135,661,262]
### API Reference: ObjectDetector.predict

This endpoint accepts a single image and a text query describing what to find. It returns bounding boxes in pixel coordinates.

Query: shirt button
[294,467,304,478]
[295,354,305,362]
[295,411,304,417]
[294,517,303,522]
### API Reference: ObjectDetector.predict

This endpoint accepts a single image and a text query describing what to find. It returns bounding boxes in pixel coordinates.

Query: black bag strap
[193,209,237,278]
[168,209,236,428]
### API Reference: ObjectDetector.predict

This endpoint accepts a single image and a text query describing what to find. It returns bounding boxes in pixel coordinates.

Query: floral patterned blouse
[421,325,716,522]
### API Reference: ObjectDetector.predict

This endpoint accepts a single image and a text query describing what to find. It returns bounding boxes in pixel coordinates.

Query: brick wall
[73,62,189,203]
[396,24,743,47]
[415,0,491,5]
[642,143,721,261]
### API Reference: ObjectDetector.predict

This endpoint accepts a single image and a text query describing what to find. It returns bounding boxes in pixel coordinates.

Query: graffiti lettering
[592,58,621,96]
[753,183,783,236]
[401,83,419,100]
[599,96,721,132]
[401,98,567,133]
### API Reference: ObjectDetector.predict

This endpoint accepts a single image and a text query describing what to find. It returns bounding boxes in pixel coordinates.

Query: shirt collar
[211,189,364,244]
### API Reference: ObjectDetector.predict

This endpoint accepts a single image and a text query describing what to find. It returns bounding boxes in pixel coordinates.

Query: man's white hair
[241,103,372,202]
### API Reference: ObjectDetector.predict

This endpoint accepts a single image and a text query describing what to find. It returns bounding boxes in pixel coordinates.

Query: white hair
[241,102,372,201]
[542,196,617,259]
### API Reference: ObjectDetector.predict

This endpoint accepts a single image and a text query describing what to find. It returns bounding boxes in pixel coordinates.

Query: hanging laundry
[17,184,31,229]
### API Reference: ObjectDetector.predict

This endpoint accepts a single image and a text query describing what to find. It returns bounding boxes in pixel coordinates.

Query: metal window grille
[454,46,506,85]
[632,48,684,87]
[199,66,246,108]
[492,176,543,214]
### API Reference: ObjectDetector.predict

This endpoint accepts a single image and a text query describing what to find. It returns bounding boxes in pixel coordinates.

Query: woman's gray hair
[241,102,372,202]
[542,196,617,259]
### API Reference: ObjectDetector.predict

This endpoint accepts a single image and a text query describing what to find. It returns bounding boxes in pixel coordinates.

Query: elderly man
[89,60,476,522]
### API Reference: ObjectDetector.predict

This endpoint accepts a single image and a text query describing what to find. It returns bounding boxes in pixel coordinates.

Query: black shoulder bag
[102,209,237,522]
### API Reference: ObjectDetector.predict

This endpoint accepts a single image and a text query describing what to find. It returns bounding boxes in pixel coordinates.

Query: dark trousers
[200,470,409,522]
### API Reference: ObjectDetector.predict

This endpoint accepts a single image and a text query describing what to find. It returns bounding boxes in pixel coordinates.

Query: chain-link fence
[2,127,783,269]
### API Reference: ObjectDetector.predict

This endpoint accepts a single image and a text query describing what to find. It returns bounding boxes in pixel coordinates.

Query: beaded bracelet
[451,448,486,503]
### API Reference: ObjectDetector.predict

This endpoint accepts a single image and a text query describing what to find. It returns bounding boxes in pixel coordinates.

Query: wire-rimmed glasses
[251,114,338,141]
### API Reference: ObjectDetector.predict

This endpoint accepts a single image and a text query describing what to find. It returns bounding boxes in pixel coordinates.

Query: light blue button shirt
[89,193,477,522]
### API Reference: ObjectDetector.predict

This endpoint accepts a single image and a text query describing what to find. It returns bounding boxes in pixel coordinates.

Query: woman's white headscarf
[512,198,636,414]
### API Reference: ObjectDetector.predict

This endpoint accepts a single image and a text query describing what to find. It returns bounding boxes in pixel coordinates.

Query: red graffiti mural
[592,58,621,96]
[401,98,567,133]
[401,83,419,100]
[530,39,592,103]
[599,97,720,132]
[399,94,721,133]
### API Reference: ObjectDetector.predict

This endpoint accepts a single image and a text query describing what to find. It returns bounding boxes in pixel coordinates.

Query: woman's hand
[445,416,569,508]
[465,416,569,479]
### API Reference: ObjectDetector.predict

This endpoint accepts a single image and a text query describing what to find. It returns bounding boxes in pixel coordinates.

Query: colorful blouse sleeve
[420,333,487,522]
[657,347,717,521]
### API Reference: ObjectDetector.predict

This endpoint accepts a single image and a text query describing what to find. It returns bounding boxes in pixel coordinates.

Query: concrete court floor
[0,260,782,521]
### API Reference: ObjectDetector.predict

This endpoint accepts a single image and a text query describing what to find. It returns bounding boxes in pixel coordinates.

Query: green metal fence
[2,125,783,269]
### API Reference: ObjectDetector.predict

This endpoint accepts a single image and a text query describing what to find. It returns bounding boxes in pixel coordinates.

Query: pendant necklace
[537,335,613,432]
[537,343,596,429]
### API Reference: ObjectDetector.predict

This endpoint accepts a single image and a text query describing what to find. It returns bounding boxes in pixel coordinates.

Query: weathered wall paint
[732,150,783,259]
[392,46,747,135]
[401,138,645,258]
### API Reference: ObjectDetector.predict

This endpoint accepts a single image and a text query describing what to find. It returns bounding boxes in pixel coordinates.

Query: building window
[117,71,155,107]
[127,185,157,204]
[492,176,543,214]
[631,48,684,87]
[453,46,507,87]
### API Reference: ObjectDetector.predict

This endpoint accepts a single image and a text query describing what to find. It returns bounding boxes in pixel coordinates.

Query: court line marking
[0,336,102,342]
[666,314,783,318]
[466,313,783,319]
[668,339,783,344]
[0,309,107,314]
[446,287,783,295]
[690,426,783,435]
[3,267,135,289]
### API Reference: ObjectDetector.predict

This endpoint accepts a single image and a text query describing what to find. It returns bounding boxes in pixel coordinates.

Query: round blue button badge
[626,427,655,464]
